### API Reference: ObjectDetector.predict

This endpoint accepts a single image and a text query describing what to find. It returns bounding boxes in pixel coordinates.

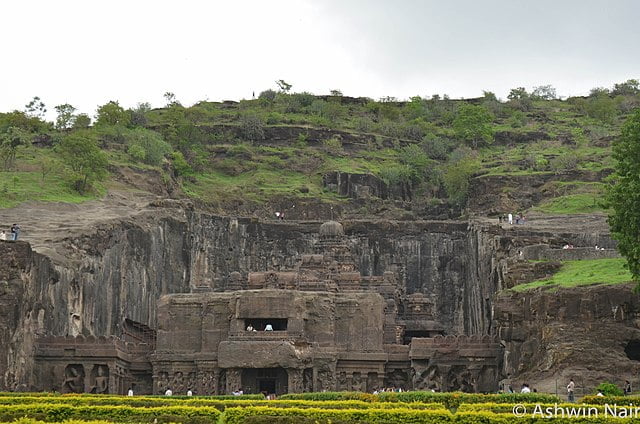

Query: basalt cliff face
[495,284,640,394]
[0,203,634,393]
[0,207,505,391]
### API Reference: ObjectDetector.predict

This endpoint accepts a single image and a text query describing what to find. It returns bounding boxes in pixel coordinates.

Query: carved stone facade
[33,221,502,395]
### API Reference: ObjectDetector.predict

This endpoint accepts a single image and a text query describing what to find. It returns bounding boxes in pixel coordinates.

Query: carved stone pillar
[225,368,241,394]
[346,372,354,392]
[287,368,303,393]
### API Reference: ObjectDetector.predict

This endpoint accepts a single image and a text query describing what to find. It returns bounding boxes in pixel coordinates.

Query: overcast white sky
[2,0,639,117]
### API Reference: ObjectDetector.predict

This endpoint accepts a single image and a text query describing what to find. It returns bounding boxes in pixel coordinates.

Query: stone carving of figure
[351,373,362,392]
[173,371,185,394]
[62,365,85,393]
[226,369,241,394]
[200,371,218,395]
[303,369,313,393]
[288,369,303,393]
[265,272,279,289]
[93,365,109,394]
[157,372,169,394]
[337,371,347,391]
[316,364,335,392]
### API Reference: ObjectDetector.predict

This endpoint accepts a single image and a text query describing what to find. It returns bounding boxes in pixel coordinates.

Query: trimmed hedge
[279,392,377,402]
[458,402,611,414]
[583,395,640,405]
[378,392,560,408]
[0,397,445,411]
[223,407,640,423]
[0,404,221,423]
[222,406,453,424]
[280,391,560,409]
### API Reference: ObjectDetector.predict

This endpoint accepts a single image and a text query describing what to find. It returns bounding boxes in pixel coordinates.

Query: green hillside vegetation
[511,258,633,291]
[0,81,638,213]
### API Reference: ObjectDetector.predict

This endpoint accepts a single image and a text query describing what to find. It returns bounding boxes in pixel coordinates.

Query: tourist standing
[567,379,575,402]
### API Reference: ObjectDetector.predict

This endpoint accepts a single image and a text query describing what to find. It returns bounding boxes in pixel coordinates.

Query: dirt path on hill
[0,190,161,254]
[477,212,610,234]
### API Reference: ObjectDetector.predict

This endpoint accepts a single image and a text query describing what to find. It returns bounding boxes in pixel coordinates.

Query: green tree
[163,92,181,107]
[57,130,108,193]
[606,109,640,287]
[125,128,171,165]
[276,80,292,93]
[452,104,494,148]
[586,93,617,123]
[612,79,640,96]
[95,101,130,127]
[442,148,479,207]
[531,85,557,100]
[73,113,91,129]
[0,127,30,169]
[130,102,151,127]
[25,96,47,119]
[507,87,532,111]
[54,104,76,129]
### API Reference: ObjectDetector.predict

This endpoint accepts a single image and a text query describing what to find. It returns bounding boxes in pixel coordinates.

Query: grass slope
[512,258,632,291]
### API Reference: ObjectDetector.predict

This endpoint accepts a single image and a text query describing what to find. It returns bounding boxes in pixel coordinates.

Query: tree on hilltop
[276,80,292,93]
[95,101,130,127]
[25,96,47,119]
[54,104,77,129]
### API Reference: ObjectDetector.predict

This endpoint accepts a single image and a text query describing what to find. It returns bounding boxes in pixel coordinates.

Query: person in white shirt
[165,388,173,396]
[264,324,273,331]
[521,384,531,393]
[127,388,134,396]
[187,389,193,396]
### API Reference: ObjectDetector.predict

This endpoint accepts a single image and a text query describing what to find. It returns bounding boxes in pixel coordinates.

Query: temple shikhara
[34,221,502,395]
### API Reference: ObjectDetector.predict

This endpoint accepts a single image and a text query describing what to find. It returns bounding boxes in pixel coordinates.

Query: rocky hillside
[1,83,639,392]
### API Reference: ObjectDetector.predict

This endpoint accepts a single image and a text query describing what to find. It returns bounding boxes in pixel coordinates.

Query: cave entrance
[258,379,276,394]
[625,340,640,361]
[241,368,288,395]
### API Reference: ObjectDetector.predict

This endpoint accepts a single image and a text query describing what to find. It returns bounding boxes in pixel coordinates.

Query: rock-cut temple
[34,221,502,395]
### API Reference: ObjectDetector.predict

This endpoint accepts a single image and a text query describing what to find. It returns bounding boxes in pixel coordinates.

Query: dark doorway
[625,340,640,361]
[259,379,276,394]
[241,368,288,395]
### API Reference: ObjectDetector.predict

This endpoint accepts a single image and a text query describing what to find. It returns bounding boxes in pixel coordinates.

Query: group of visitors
[0,224,20,241]
[246,324,274,331]
[372,387,404,394]
[163,388,193,396]
[498,213,526,225]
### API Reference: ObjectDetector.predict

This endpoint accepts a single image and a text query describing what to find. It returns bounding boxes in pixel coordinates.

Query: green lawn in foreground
[512,258,632,292]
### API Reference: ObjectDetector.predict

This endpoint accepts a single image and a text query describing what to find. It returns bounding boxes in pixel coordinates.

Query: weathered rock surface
[495,283,640,395]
